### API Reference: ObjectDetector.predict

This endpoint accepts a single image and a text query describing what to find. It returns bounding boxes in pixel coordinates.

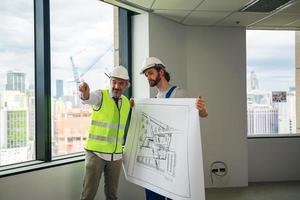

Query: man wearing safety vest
[140,57,208,200]
[79,65,133,200]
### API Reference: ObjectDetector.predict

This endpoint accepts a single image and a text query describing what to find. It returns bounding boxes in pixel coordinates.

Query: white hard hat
[140,57,165,74]
[110,65,129,80]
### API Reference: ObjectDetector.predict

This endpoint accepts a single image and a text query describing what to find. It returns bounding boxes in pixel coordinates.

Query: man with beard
[79,65,132,200]
[140,57,208,200]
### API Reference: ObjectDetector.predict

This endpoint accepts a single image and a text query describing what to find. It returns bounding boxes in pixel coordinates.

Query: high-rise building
[296,32,300,133]
[5,71,26,93]
[249,70,259,91]
[287,90,296,133]
[0,90,32,165]
[28,95,35,141]
[56,79,64,98]
[52,99,90,156]
[273,101,289,134]
[0,108,28,148]
[0,91,28,149]
[0,147,29,165]
[247,105,278,135]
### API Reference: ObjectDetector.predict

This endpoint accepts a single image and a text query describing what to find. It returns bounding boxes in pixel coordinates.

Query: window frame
[35,0,51,162]
[0,0,133,177]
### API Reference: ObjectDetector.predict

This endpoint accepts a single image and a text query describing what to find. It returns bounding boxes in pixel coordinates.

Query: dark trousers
[145,189,172,200]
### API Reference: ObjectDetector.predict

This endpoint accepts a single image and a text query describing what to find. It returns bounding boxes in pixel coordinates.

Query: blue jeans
[145,189,172,200]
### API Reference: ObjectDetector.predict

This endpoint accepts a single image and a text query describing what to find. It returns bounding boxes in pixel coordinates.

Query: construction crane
[69,44,113,88]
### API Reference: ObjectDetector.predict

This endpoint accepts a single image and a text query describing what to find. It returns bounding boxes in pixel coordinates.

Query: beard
[112,88,122,98]
[148,75,161,87]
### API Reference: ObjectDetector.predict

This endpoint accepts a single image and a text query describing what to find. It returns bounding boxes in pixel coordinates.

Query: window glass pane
[0,0,35,165]
[247,30,297,135]
[50,0,115,156]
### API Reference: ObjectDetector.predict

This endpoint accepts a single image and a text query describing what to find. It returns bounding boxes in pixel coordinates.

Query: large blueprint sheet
[123,98,205,200]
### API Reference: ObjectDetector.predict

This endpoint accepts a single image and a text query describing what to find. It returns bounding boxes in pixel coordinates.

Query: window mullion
[34,0,52,162]
[119,8,133,98]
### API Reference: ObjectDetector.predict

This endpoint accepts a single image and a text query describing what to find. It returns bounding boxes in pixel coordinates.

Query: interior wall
[131,14,150,98]
[131,14,187,98]
[248,137,300,182]
[0,163,83,200]
[0,162,145,200]
[148,14,187,97]
[185,26,248,188]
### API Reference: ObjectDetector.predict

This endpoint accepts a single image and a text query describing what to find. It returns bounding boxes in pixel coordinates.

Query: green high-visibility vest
[85,89,130,153]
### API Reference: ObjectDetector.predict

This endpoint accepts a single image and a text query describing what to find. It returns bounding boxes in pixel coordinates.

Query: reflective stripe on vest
[91,120,126,130]
[85,89,130,153]
[88,133,125,144]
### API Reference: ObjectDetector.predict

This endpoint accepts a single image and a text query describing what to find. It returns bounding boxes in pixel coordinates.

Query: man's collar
[158,84,172,93]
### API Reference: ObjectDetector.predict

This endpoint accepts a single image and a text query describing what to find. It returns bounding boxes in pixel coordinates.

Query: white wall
[0,162,145,200]
[185,26,248,187]
[132,14,150,98]
[0,163,83,200]
[248,137,300,182]
[132,14,186,98]
[148,14,187,97]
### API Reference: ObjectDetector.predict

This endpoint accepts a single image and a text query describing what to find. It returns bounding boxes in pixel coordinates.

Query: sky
[0,0,35,89]
[246,30,296,93]
[50,0,115,95]
[0,0,114,95]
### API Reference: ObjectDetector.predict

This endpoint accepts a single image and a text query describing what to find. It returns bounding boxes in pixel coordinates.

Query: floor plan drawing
[136,112,182,177]
[123,98,205,200]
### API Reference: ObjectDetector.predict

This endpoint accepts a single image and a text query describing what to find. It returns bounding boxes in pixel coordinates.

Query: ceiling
[104,0,300,30]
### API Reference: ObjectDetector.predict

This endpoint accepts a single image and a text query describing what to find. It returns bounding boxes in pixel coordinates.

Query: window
[0,0,131,174]
[247,30,298,136]
[50,0,116,157]
[0,0,35,166]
